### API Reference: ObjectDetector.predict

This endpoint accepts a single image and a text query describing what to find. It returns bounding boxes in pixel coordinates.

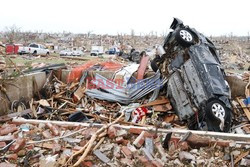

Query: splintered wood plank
[236,97,250,121]
[140,96,170,107]
[234,151,249,165]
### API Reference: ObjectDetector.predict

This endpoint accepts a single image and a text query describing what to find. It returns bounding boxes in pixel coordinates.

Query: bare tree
[4,25,21,44]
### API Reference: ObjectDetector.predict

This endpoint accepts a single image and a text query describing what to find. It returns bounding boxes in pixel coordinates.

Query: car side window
[31,44,38,48]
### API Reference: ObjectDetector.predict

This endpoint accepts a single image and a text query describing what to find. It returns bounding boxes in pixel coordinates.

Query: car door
[40,45,46,55]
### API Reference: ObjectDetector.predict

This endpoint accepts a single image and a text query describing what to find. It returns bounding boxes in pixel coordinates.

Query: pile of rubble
[0,119,249,167]
[0,60,249,166]
[0,18,250,167]
[216,40,250,70]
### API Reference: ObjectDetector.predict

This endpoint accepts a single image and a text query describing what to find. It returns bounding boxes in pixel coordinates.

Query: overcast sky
[0,0,249,36]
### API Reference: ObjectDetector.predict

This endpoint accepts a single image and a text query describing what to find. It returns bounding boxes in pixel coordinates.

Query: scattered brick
[0,142,6,148]
[25,144,34,150]
[133,131,145,148]
[129,128,143,135]
[42,130,52,139]
[122,139,129,146]
[137,156,154,167]
[0,124,18,136]
[178,141,189,151]
[46,123,59,136]
[116,136,124,144]
[80,140,88,147]
[9,138,26,153]
[144,131,154,138]
[107,126,117,139]
[186,134,210,148]
[82,128,98,139]
[5,154,18,160]
[121,146,132,159]
[81,161,93,167]
[212,140,230,147]
[152,160,164,167]
[52,143,61,154]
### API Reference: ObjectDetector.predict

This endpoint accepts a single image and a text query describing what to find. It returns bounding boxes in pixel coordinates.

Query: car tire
[151,58,159,72]
[33,51,37,56]
[151,55,162,72]
[175,28,195,47]
[205,100,232,132]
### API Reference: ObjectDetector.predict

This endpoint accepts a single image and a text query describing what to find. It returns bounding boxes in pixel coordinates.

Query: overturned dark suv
[153,18,232,132]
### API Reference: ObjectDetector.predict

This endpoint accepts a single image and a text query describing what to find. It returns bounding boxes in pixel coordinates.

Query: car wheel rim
[211,103,225,119]
[180,30,193,42]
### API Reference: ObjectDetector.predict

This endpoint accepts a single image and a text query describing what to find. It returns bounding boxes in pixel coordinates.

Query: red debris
[81,161,93,167]
[137,53,150,80]
[121,146,133,159]
[107,126,117,139]
[42,130,53,139]
[5,154,18,160]
[0,124,18,135]
[178,141,189,151]
[133,131,146,148]
[0,141,6,148]
[46,123,60,136]
[129,128,143,135]
[9,138,26,153]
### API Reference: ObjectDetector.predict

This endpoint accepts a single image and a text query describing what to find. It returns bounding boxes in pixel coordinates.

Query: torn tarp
[86,71,167,104]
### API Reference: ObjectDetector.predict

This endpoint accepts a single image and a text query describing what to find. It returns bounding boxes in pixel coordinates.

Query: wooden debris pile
[0,118,249,167]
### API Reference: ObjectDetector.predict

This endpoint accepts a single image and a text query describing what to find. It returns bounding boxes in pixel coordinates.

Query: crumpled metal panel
[167,71,193,120]
[86,71,167,104]
[113,64,140,87]
[182,59,207,107]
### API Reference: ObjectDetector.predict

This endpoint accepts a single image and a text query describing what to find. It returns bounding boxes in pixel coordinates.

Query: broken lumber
[67,111,125,166]
[12,118,250,141]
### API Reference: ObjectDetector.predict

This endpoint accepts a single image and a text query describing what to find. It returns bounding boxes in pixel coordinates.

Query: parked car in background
[90,46,104,56]
[59,50,73,56]
[59,49,84,56]
[152,18,232,132]
[108,47,120,55]
[72,50,84,56]
[18,43,49,56]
